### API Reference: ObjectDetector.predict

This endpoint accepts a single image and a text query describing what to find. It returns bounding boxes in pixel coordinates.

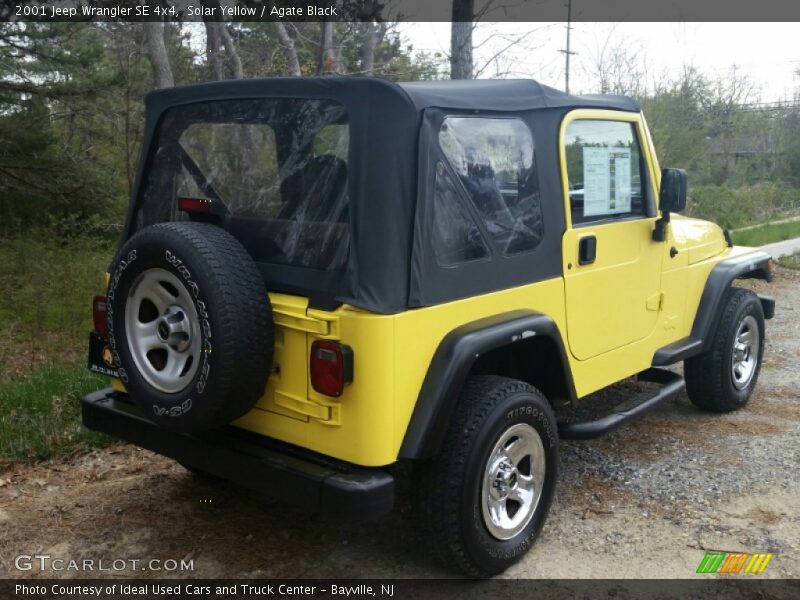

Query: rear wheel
[414,376,558,577]
[685,287,765,412]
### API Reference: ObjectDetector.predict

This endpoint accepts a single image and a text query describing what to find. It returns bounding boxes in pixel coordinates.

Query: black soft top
[144,76,639,115]
[126,77,640,313]
[398,79,639,112]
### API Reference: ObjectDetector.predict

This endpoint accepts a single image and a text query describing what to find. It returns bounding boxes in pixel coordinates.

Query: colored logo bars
[696,551,774,574]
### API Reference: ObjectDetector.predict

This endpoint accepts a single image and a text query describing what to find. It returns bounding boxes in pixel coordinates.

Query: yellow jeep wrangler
[83,77,774,576]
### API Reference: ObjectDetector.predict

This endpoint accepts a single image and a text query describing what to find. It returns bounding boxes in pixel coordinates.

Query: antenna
[559,0,578,93]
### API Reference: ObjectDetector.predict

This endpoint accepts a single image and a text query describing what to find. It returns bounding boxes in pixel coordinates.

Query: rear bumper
[81,388,394,519]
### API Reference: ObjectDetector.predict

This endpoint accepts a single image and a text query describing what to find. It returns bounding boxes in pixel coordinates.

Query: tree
[319,20,340,74]
[274,22,301,76]
[143,22,174,89]
[583,27,646,97]
[219,22,244,79]
[198,0,245,80]
[0,23,132,232]
[450,0,474,79]
[358,22,386,75]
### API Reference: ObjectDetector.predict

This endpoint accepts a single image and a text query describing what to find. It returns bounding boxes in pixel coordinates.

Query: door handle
[578,235,597,265]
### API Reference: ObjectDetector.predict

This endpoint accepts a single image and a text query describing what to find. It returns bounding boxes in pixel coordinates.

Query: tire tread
[685,287,763,413]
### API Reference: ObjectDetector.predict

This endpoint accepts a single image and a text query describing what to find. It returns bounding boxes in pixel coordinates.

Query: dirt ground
[1,269,798,580]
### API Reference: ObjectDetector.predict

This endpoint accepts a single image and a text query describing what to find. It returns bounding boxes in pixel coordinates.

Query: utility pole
[559,0,577,93]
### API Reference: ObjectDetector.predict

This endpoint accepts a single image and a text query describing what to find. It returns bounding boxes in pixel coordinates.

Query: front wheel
[414,376,558,577]
[685,287,765,412]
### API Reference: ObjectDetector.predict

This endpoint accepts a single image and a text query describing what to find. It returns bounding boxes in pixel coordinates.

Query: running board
[558,369,685,440]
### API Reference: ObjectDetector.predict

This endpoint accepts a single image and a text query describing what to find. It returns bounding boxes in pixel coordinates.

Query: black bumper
[81,388,394,519]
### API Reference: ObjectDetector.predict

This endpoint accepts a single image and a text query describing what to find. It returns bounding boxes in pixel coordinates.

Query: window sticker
[611,147,632,213]
[582,146,632,216]
[583,147,610,217]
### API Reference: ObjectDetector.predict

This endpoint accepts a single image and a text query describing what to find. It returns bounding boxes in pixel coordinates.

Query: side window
[438,117,543,256]
[564,119,647,226]
[431,162,490,266]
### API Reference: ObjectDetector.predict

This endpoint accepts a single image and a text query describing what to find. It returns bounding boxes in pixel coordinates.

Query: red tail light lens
[310,341,353,397]
[93,295,108,339]
[178,197,212,213]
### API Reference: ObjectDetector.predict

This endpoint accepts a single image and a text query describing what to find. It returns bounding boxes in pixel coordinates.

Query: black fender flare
[398,310,576,460]
[691,250,773,352]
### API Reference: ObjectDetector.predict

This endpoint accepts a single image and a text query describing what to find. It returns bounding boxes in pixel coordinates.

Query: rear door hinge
[274,390,340,424]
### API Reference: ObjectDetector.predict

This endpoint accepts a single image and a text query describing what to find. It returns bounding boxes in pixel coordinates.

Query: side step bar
[558,369,685,440]
[652,337,703,366]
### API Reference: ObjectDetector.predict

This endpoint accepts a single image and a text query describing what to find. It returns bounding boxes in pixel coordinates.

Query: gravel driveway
[1,269,798,580]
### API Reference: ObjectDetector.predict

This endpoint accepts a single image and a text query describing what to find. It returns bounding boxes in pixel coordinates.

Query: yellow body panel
[562,217,664,359]
[102,109,766,468]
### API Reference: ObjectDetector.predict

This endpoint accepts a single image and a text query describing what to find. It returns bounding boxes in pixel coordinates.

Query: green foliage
[0,23,149,235]
[640,83,708,172]
[0,364,111,461]
[640,67,800,193]
[778,252,800,269]
[638,66,800,227]
[687,183,800,230]
[731,220,800,247]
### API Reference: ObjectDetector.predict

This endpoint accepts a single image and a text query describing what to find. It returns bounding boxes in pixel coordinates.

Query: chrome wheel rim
[124,268,201,394]
[481,422,545,541]
[731,315,759,390]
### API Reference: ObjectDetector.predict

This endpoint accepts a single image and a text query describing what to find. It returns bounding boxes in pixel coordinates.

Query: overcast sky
[399,23,800,103]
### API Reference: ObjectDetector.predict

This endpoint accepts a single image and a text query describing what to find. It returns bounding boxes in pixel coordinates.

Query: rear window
[136,99,350,271]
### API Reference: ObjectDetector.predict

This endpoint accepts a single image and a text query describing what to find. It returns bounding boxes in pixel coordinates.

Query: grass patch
[0,233,115,462]
[0,364,111,461]
[778,252,800,269]
[0,234,113,382]
[730,221,800,247]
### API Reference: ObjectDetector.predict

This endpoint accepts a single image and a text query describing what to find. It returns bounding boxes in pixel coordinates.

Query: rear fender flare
[398,310,575,460]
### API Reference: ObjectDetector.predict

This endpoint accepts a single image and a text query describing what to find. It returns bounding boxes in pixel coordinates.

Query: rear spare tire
[106,222,273,431]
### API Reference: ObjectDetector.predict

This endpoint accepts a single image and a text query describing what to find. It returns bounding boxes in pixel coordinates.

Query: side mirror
[653,168,687,241]
[659,168,687,213]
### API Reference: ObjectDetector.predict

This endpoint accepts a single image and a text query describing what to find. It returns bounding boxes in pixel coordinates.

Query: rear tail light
[310,340,353,397]
[93,295,108,339]
[178,197,213,214]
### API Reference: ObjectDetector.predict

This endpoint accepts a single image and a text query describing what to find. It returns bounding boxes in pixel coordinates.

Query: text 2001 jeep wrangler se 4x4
[83,78,775,576]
